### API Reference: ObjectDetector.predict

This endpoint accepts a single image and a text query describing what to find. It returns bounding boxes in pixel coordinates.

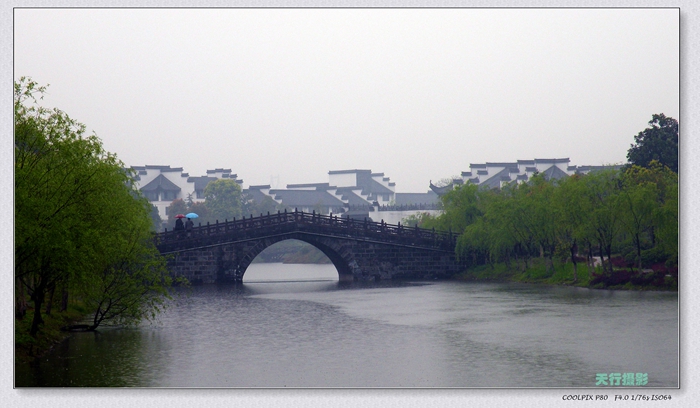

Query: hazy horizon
[14,8,679,192]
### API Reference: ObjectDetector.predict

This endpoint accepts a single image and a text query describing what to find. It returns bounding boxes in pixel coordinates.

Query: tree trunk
[45,282,56,315]
[523,254,529,271]
[605,243,614,275]
[570,240,578,283]
[548,243,556,274]
[60,288,69,312]
[635,232,643,272]
[16,276,28,319]
[29,284,45,337]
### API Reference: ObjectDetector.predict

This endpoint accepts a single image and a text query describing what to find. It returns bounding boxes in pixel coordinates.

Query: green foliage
[243,193,284,216]
[203,178,244,223]
[433,183,482,232]
[432,154,677,288]
[187,201,210,226]
[166,198,189,229]
[627,113,678,173]
[149,204,162,231]
[401,212,436,228]
[15,77,175,338]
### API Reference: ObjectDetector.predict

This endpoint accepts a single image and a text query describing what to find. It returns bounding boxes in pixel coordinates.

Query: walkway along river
[15,263,678,387]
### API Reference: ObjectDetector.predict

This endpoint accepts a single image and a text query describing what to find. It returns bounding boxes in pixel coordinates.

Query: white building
[244,169,441,222]
[430,158,622,194]
[130,165,242,221]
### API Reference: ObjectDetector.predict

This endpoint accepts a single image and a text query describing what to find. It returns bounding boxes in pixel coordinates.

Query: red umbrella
[175,214,186,219]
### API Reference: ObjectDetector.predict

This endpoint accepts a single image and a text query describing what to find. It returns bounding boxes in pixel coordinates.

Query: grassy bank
[15,302,91,364]
[455,257,677,291]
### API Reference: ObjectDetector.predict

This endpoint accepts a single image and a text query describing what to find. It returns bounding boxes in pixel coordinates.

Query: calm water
[16,263,678,388]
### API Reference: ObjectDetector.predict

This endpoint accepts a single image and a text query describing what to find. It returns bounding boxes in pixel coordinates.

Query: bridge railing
[157,209,457,250]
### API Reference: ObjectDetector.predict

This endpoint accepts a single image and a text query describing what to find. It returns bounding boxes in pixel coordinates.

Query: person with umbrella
[174,214,185,231]
[185,213,197,236]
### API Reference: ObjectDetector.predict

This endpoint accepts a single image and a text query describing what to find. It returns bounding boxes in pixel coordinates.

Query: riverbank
[454,258,678,291]
[15,303,90,364]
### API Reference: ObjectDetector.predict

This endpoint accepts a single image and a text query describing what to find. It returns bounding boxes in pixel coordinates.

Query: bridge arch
[157,211,462,284]
[233,235,356,282]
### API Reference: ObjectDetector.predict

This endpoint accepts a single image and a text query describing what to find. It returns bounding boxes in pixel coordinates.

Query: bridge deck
[155,210,456,253]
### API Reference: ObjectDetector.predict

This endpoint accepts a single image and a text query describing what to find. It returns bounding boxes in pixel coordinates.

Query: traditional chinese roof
[269,189,345,207]
[139,174,181,192]
[287,183,332,190]
[187,176,218,191]
[244,186,274,203]
[429,181,454,196]
[478,167,513,189]
[541,165,570,181]
[335,187,371,206]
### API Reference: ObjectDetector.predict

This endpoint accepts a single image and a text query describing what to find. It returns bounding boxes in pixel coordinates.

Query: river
[15,263,678,388]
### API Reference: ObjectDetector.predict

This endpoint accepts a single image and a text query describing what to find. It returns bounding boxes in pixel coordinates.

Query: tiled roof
[270,189,345,207]
[328,169,372,175]
[335,187,371,205]
[479,167,512,189]
[534,158,570,164]
[244,188,274,203]
[139,174,181,192]
[367,178,394,195]
[187,176,218,191]
[206,168,232,174]
[287,183,331,190]
[429,182,454,196]
[541,165,570,181]
[132,165,184,172]
[485,162,518,167]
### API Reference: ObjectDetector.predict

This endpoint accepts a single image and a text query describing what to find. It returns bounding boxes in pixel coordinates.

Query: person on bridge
[185,218,194,233]
[174,217,184,231]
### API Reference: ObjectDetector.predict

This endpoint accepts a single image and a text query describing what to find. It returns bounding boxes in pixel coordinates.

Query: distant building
[430,158,622,195]
[130,165,242,221]
[244,169,441,221]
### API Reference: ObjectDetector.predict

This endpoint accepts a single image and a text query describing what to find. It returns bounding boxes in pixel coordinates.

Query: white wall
[328,172,357,187]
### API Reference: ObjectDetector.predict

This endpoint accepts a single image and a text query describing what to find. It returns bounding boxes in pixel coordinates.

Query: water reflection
[17,329,150,387]
[16,264,678,387]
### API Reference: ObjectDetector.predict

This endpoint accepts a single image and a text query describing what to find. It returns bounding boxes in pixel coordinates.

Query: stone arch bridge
[155,210,464,283]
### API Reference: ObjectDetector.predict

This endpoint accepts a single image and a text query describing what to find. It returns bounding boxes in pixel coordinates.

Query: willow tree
[581,169,624,274]
[428,182,482,233]
[79,184,173,330]
[554,174,593,282]
[618,167,660,271]
[522,174,559,273]
[15,78,172,336]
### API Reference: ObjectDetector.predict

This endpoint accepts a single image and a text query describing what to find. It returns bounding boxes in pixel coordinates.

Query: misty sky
[13,8,679,192]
